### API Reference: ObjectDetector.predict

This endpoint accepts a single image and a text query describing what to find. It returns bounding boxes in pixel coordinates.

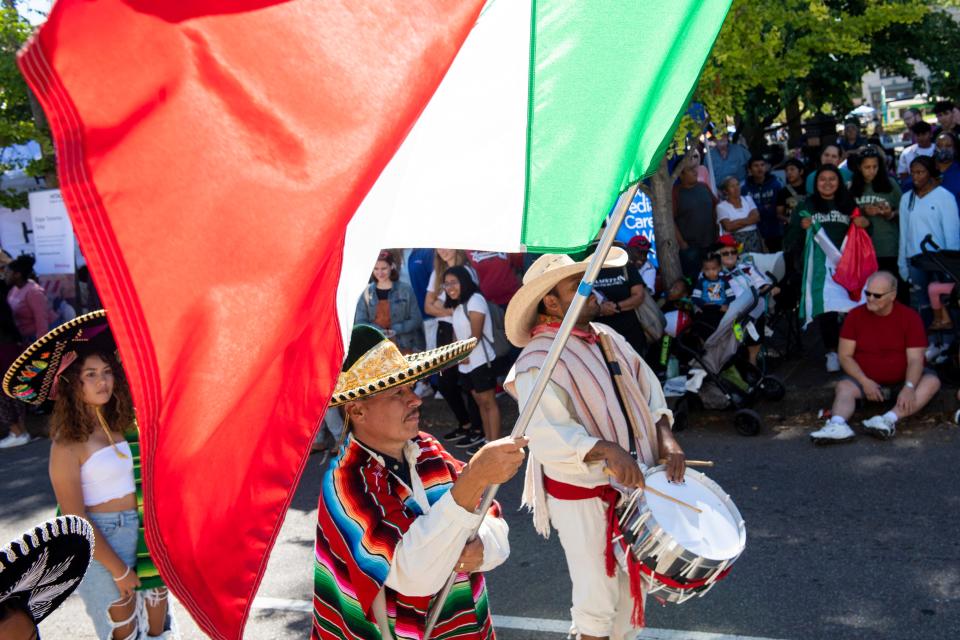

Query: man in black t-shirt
[593,262,648,355]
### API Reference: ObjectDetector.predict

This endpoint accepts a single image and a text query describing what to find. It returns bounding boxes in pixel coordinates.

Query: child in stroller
[691,253,734,331]
[716,235,781,366]
[662,248,786,436]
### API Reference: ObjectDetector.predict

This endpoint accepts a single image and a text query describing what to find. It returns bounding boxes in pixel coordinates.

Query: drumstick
[603,468,702,514]
[658,458,714,467]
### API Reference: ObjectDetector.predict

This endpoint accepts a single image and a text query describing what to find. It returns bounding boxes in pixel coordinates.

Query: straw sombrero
[329,324,476,406]
[0,515,94,625]
[504,247,628,347]
[3,310,113,405]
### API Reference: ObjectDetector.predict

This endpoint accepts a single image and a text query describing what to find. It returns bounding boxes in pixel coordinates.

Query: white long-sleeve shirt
[348,440,509,596]
[897,185,960,280]
[354,440,509,639]
[513,364,672,489]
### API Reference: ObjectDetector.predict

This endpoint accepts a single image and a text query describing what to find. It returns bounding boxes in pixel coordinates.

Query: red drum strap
[637,562,734,590]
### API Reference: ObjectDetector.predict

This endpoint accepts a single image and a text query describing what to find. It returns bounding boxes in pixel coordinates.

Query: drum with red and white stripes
[617,465,746,604]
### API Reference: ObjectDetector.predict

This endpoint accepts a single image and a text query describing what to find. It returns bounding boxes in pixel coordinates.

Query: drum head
[644,468,744,561]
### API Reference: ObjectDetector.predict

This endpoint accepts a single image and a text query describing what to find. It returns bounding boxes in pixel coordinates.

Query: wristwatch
[614,302,622,312]
[904,381,916,389]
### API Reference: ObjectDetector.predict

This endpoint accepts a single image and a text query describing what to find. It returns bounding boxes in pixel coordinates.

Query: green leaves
[696,0,931,130]
[0,4,55,194]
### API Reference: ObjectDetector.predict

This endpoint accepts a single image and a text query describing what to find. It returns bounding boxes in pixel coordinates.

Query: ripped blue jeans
[77,510,175,639]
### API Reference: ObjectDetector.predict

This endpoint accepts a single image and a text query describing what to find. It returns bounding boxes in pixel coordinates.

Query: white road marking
[252,597,786,639]
[253,596,312,613]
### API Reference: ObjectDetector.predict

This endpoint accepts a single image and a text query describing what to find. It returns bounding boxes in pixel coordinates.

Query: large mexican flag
[18,1,730,637]
[339,0,730,344]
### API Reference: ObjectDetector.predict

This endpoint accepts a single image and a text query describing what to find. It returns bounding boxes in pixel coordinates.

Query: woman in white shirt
[443,265,500,456]
[898,155,960,315]
[716,176,764,253]
[424,249,483,448]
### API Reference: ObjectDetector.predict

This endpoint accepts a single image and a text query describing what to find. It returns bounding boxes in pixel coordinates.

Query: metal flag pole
[422,181,642,640]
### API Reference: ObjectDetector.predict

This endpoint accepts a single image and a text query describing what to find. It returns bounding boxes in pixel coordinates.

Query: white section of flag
[336,0,531,348]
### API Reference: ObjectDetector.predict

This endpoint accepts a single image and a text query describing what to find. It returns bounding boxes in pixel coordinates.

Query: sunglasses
[864,290,892,299]
[718,250,737,257]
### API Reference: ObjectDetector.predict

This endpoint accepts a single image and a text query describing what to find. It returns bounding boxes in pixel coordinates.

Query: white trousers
[548,495,642,640]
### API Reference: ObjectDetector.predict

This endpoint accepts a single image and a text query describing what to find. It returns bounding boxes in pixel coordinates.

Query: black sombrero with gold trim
[3,310,114,405]
[330,324,476,406]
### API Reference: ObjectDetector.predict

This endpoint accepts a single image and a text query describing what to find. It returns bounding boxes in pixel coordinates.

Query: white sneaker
[0,432,30,449]
[862,415,896,440]
[810,420,855,444]
[825,352,840,373]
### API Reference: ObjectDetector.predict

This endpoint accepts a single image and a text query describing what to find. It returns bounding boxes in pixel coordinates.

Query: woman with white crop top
[46,347,172,639]
[3,310,175,637]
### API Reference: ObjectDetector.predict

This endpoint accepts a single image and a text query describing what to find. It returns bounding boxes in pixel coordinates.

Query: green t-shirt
[792,197,853,249]
[855,182,902,258]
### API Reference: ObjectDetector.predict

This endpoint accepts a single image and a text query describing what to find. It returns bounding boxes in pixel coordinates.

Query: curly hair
[49,349,136,443]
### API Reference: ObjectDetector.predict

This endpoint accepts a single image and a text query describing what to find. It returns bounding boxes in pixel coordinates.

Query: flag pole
[422,180,642,639]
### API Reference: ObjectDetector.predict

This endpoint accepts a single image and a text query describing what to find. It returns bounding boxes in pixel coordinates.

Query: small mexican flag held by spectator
[19,0,730,637]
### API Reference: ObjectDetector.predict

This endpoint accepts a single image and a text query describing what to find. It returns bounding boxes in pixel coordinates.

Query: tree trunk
[647,156,682,287]
[786,95,803,144]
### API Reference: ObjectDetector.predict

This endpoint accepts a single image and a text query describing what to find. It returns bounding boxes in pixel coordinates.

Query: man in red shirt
[811,271,941,443]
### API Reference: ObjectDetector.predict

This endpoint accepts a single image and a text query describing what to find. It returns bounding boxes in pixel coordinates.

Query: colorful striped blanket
[312,432,497,640]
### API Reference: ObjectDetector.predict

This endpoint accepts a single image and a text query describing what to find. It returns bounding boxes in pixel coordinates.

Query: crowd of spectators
[335,104,960,448]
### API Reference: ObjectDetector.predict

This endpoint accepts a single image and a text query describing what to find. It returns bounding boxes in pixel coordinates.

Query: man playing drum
[504,249,687,640]
[313,324,527,639]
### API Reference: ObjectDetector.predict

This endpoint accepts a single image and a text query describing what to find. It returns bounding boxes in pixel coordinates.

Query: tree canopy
[0,4,52,210]
[689,0,953,150]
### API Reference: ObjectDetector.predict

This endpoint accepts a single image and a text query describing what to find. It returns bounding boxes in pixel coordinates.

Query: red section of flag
[18,2,484,637]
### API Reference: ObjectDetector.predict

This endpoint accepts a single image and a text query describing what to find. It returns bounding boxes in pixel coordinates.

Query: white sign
[28,189,75,274]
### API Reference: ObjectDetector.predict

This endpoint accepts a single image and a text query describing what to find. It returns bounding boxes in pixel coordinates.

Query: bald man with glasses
[811,271,941,443]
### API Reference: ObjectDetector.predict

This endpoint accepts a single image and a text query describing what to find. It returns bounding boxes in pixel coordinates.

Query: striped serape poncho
[313,432,498,640]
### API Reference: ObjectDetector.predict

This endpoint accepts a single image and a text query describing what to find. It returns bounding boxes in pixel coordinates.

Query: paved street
[3,386,960,639]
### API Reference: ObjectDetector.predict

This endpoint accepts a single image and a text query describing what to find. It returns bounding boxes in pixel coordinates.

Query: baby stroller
[661,255,786,436]
[910,234,960,376]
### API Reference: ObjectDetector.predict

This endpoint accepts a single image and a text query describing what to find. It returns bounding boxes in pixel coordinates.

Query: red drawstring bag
[833,208,878,301]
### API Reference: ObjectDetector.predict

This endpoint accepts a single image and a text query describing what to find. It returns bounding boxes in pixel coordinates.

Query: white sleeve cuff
[654,408,674,429]
[434,490,483,530]
[573,435,602,472]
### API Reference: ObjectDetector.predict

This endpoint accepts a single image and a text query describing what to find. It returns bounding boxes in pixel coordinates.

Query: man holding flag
[15,0,732,635]
[314,325,526,639]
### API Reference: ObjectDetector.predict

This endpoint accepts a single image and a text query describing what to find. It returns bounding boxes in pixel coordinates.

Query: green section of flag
[521,0,731,252]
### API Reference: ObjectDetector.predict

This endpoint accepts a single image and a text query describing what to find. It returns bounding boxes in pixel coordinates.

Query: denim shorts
[842,368,937,405]
[77,509,139,639]
[76,509,175,639]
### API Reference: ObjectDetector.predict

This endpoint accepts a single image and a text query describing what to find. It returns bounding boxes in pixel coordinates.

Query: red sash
[543,475,645,626]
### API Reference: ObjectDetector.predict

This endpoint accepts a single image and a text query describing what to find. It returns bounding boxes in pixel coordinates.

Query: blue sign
[610,189,658,267]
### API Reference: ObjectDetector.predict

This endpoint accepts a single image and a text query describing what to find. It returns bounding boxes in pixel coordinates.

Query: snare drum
[617,465,745,604]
